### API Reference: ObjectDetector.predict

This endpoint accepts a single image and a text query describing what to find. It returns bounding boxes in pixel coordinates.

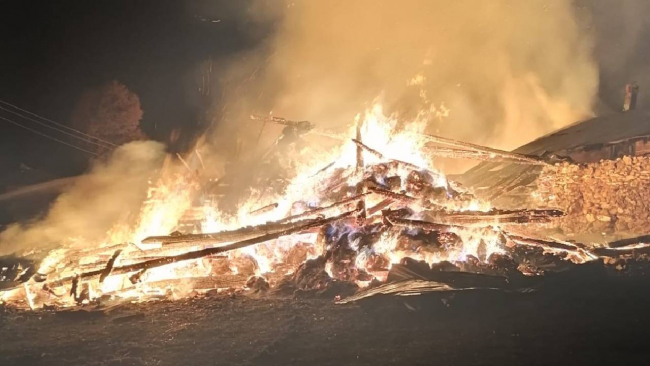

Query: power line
[0,98,116,147]
[0,105,113,149]
[0,115,99,156]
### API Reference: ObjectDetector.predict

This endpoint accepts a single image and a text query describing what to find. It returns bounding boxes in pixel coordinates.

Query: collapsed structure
[2,105,650,310]
[459,109,650,207]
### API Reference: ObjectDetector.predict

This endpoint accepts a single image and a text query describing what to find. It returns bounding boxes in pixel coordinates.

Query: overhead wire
[0,98,116,148]
[0,115,99,156]
[0,105,113,150]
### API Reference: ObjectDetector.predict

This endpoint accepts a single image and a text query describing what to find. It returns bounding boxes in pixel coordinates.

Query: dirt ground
[2,270,650,366]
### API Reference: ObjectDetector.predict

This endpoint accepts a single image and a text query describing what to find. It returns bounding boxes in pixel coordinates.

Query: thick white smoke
[0,141,166,255]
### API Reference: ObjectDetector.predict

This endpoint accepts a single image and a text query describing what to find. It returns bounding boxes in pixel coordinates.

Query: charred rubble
[3,118,650,309]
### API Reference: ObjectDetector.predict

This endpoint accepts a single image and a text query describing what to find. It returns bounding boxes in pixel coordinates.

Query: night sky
[0,0,274,184]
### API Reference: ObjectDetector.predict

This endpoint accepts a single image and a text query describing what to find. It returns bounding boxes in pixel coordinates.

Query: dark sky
[0,0,274,183]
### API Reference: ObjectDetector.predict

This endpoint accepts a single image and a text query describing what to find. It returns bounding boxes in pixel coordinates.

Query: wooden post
[355,117,364,172]
[623,83,639,112]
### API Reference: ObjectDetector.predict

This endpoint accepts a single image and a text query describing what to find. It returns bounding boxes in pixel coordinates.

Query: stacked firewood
[536,155,650,234]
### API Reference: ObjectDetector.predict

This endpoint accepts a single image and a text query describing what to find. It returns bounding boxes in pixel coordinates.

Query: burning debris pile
[2,106,650,310]
[537,156,650,235]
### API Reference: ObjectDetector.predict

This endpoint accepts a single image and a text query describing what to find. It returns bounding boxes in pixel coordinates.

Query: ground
[2,269,650,366]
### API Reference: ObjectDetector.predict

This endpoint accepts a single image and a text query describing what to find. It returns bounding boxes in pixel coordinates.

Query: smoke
[583,0,650,110]
[204,0,599,168]
[0,2,622,255]
[0,141,166,256]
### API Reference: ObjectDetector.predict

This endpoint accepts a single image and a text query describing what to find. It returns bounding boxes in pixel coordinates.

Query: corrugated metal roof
[513,110,650,155]
[458,110,650,199]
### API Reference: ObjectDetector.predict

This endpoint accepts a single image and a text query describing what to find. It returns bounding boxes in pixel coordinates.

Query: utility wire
[0,115,99,156]
[0,105,113,149]
[0,99,116,147]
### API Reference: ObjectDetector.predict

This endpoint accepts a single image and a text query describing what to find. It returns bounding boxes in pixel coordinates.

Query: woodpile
[536,155,650,235]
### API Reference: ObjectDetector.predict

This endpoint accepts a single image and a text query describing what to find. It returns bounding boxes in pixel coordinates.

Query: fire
[1,102,558,310]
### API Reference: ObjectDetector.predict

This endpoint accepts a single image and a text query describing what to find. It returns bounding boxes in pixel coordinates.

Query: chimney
[623,83,639,112]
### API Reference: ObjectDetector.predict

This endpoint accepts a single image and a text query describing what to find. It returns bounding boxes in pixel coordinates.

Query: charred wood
[352,139,420,170]
[141,211,351,247]
[607,235,650,249]
[355,124,364,173]
[99,250,122,283]
[425,209,564,227]
[104,275,252,298]
[592,245,650,257]
[420,133,549,166]
[366,198,394,216]
[311,161,336,177]
[425,146,547,165]
[387,259,510,289]
[42,210,357,288]
[384,216,457,232]
[129,269,147,284]
[274,192,371,224]
[250,115,313,133]
[367,187,418,204]
[505,234,582,252]
[248,203,278,216]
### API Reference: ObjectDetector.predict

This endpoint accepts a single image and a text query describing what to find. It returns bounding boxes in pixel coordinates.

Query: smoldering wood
[366,198,394,216]
[380,208,413,219]
[507,245,578,273]
[311,161,336,177]
[383,176,402,190]
[607,235,650,249]
[504,234,584,253]
[347,143,469,201]
[504,233,650,258]
[75,283,90,305]
[352,138,382,159]
[70,276,79,297]
[103,275,252,298]
[274,192,371,224]
[366,187,419,204]
[355,125,364,173]
[99,250,122,283]
[250,114,313,132]
[129,269,147,284]
[40,210,357,289]
[304,128,350,141]
[420,133,550,166]
[352,139,420,170]
[389,261,511,288]
[425,209,564,226]
[141,214,335,246]
[249,203,278,216]
[367,186,450,210]
[110,269,294,299]
[338,269,512,304]
[136,213,361,262]
[592,245,650,257]
[320,170,353,196]
[355,198,367,224]
[384,216,458,232]
[336,280,457,304]
[42,283,64,298]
